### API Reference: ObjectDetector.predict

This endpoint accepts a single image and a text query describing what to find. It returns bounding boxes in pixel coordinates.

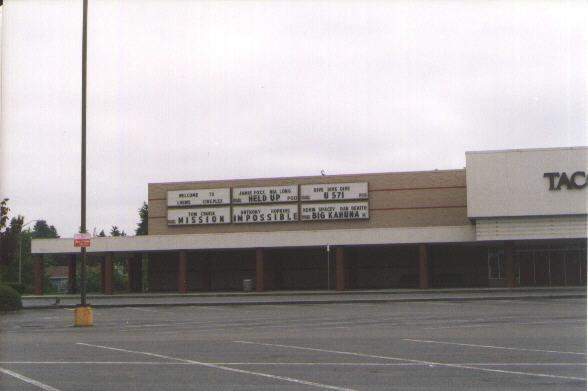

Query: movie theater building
[31,147,587,294]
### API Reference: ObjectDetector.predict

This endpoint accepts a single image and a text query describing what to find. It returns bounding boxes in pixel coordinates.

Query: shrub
[5,282,26,294]
[0,284,22,311]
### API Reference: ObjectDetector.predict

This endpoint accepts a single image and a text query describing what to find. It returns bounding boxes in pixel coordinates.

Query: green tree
[0,198,10,279]
[0,199,33,288]
[109,226,127,236]
[135,201,148,235]
[32,220,59,239]
[0,209,62,292]
[0,213,24,282]
[17,229,33,289]
[98,230,106,237]
[31,220,60,293]
[0,198,9,231]
[110,226,121,236]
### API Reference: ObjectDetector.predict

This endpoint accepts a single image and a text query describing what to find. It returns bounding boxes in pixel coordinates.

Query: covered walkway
[30,227,586,295]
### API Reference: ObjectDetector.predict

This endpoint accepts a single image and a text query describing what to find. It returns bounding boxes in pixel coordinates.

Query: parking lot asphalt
[1,296,586,390]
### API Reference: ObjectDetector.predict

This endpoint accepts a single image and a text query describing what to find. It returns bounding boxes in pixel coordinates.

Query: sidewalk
[21,286,586,309]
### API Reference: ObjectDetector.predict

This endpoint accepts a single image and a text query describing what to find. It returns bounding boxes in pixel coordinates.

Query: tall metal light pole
[80,0,89,308]
[73,0,92,326]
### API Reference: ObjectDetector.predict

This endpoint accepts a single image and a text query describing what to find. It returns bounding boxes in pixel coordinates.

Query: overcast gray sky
[0,0,586,237]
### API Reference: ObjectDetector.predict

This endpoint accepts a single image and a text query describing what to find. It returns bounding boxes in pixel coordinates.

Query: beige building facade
[148,169,469,235]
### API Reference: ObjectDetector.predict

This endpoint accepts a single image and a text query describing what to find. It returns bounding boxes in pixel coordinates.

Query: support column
[136,253,144,292]
[274,258,283,291]
[127,255,134,293]
[100,258,105,293]
[344,251,353,289]
[504,242,515,288]
[34,254,44,295]
[127,254,142,293]
[202,257,212,291]
[68,254,77,294]
[256,248,265,292]
[103,253,114,295]
[350,257,359,289]
[142,253,149,293]
[418,244,430,289]
[178,251,188,293]
[335,247,345,291]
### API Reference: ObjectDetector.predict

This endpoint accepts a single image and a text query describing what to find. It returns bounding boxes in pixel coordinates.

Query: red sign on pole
[74,233,91,248]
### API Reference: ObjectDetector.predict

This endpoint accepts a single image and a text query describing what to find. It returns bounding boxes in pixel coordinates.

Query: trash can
[243,279,253,292]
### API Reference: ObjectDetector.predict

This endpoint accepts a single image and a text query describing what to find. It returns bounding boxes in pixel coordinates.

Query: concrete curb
[21,293,586,310]
[21,286,586,300]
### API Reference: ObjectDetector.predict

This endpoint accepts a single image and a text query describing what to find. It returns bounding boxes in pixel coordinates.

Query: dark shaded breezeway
[32,240,586,295]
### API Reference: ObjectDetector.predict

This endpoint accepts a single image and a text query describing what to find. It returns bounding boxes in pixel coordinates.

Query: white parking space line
[118,316,304,331]
[116,313,530,333]
[515,319,585,326]
[122,323,169,328]
[1,361,584,367]
[223,362,586,366]
[234,341,586,382]
[0,361,188,365]
[127,307,161,313]
[423,319,584,330]
[457,363,585,366]
[0,367,61,391]
[76,342,356,391]
[258,305,289,309]
[403,339,586,356]
[113,313,580,334]
[424,324,491,330]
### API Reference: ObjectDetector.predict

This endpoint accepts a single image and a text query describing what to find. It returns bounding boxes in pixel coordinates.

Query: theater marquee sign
[232,185,298,204]
[167,188,230,207]
[233,205,298,223]
[168,207,231,225]
[301,202,369,221]
[167,182,370,225]
[300,182,368,201]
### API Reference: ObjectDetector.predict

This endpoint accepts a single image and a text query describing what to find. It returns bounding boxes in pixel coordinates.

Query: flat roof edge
[466,146,588,155]
[148,169,466,187]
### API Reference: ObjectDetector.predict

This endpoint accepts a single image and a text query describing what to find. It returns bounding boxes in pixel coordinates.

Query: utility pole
[74,0,93,326]
[80,0,88,307]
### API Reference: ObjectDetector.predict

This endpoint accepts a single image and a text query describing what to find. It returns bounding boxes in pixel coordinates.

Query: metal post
[18,235,22,285]
[80,0,88,307]
[580,251,583,285]
[548,253,552,287]
[563,251,567,286]
[532,251,536,285]
[327,245,330,290]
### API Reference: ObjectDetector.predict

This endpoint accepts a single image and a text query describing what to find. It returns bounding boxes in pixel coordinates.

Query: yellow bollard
[74,305,94,327]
